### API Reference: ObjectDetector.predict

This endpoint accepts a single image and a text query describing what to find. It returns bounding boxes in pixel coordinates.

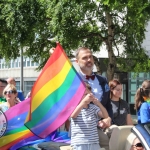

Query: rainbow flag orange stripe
[25,43,85,138]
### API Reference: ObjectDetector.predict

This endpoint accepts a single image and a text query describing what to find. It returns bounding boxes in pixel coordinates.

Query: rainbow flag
[0,98,71,150]
[0,98,34,150]
[25,43,85,138]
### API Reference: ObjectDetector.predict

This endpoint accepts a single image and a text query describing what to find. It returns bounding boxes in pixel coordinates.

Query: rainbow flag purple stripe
[25,43,85,138]
[0,98,34,150]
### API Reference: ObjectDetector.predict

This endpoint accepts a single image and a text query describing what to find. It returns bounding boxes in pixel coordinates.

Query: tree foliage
[0,0,150,80]
[0,0,53,63]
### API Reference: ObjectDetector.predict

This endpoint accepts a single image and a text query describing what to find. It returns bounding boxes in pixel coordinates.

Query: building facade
[0,57,41,97]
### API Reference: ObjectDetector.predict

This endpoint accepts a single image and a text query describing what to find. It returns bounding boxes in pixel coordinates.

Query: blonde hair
[3,84,17,96]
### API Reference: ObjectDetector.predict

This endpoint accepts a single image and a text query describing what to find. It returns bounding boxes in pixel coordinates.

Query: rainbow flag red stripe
[25,43,85,138]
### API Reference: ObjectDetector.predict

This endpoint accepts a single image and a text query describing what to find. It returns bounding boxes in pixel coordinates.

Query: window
[12,61,14,68]
[35,62,39,66]
[23,61,26,67]
[24,81,35,97]
[2,63,4,69]
[27,61,30,67]
[15,61,18,68]
[16,81,20,91]
[31,61,34,66]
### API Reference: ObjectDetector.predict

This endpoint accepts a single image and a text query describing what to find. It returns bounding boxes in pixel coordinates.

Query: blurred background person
[135,80,150,124]
[131,137,145,150]
[7,77,25,101]
[0,79,7,103]
[109,79,133,126]
[0,84,20,112]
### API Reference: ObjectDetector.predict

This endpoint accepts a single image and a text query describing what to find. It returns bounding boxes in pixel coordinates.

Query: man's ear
[76,59,78,63]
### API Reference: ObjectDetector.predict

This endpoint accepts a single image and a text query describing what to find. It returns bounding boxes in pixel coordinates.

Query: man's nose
[87,57,91,61]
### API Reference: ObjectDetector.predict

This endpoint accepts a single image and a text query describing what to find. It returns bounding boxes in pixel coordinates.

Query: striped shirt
[71,104,100,146]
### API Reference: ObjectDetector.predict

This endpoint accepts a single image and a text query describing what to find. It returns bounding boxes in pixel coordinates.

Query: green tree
[0,0,150,81]
[48,0,150,81]
[0,0,53,63]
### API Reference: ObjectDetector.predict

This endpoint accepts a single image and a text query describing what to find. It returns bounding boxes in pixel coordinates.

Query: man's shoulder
[95,73,107,81]
[94,73,108,84]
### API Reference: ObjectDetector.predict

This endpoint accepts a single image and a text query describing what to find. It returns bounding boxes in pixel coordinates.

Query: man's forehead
[79,50,92,57]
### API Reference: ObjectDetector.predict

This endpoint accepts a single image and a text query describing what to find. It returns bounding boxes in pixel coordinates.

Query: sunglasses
[4,90,15,95]
[133,142,144,148]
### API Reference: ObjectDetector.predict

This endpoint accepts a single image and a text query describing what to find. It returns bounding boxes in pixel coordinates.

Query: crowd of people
[0,46,148,150]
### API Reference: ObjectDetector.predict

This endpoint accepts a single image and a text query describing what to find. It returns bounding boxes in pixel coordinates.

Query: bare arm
[93,98,109,118]
[93,98,111,128]
[70,103,84,118]
[71,93,93,118]
[126,114,133,125]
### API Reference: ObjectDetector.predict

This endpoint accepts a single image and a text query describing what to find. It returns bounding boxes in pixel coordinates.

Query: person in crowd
[130,137,145,150]
[75,47,112,150]
[0,79,7,103]
[109,79,133,126]
[7,77,25,101]
[70,82,109,150]
[135,80,150,124]
[0,84,20,112]
[50,46,112,150]
[25,91,31,99]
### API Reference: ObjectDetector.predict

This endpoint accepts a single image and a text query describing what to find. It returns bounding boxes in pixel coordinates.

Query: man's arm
[93,99,112,128]
[104,96,113,119]
[93,98,109,118]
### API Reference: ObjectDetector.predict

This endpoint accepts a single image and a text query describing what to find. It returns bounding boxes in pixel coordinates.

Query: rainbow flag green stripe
[25,43,85,138]
[5,126,28,135]
[26,67,76,127]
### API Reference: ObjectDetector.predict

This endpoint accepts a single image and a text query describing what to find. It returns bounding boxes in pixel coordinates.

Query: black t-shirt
[111,99,130,126]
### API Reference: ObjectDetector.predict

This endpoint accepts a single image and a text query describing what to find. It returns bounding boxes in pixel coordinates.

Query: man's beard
[79,64,93,72]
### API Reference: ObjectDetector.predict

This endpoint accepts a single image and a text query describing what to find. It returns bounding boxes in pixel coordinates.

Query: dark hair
[84,82,92,91]
[0,78,7,85]
[75,47,92,59]
[109,79,121,99]
[135,80,150,110]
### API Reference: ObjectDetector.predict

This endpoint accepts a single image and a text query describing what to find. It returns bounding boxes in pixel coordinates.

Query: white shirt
[78,71,103,101]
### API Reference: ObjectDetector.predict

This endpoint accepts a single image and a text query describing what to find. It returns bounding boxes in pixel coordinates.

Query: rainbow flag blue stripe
[25,43,85,138]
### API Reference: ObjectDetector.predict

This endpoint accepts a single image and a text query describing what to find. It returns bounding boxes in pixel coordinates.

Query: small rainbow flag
[25,43,85,138]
